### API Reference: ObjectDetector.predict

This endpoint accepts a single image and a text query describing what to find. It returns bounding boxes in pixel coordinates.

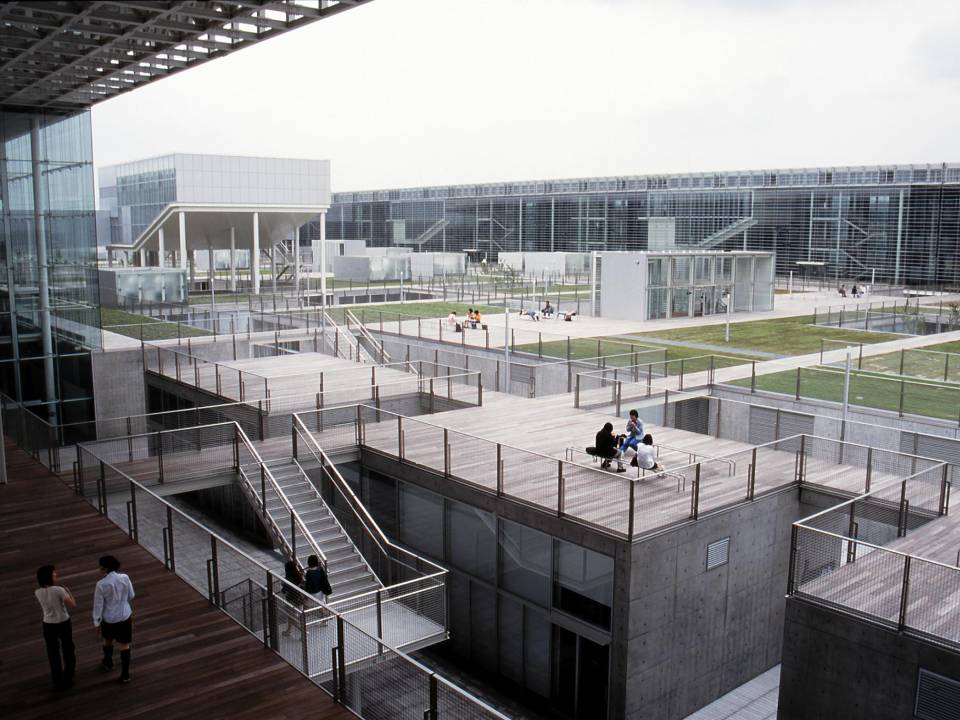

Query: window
[446,500,496,581]
[500,519,551,606]
[554,540,614,629]
[398,482,442,558]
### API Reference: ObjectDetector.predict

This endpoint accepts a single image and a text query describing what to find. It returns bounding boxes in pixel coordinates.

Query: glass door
[552,627,610,719]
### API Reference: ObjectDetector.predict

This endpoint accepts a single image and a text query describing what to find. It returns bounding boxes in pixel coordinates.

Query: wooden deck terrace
[0,440,353,720]
[793,508,960,647]
[351,394,906,539]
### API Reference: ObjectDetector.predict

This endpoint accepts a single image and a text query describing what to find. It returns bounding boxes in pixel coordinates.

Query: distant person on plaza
[851,284,860,298]
[635,434,664,471]
[93,555,135,683]
[620,409,644,460]
[304,555,332,601]
[447,311,457,328]
[521,309,540,321]
[542,300,554,318]
[594,422,626,472]
[838,284,847,297]
[561,311,577,321]
[472,308,482,327]
[35,564,77,690]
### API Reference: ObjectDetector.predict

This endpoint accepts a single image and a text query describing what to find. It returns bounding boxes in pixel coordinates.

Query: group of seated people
[446,308,483,331]
[591,409,663,473]
[520,301,576,322]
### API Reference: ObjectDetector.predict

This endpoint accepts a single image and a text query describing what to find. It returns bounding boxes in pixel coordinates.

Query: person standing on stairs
[304,554,333,602]
[282,561,305,637]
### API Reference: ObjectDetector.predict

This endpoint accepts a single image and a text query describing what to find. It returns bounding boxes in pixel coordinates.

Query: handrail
[74,448,508,720]
[292,416,446,578]
[233,424,329,572]
[322,310,371,363]
[656,442,737,476]
[345,308,392,363]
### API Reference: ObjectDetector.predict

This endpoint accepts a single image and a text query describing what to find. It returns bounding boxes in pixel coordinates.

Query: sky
[91,0,960,193]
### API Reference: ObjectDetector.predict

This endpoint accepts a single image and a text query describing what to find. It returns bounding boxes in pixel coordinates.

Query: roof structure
[0,0,371,112]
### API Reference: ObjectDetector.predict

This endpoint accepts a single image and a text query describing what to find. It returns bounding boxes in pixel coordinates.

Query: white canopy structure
[106,202,327,295]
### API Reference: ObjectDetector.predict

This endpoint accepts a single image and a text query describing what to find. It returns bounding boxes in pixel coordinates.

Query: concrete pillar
[271,245,277,294]
[30,118,57,425]
[178,210,188,270]
[158,227,165,268]
[208,245,215,289]
[107,248,113,267]
[229,226,237,292]
[319,210,327,309]
[139,249,146,267]
[189,252,195,286]
[293,225,301,296]
[252,211,260,295]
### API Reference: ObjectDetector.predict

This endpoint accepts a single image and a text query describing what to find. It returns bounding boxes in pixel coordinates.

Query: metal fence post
[266,573,279,651]
[627,479,636,539]
[797,435,806,484]
[496,444,503,495]
[864,447,873,493]
[397,416,404,461]
[897,555,911,632]
[786,525,799,595]
[557,460,564,517]
[690,463,701,520]
[939,464,950,516]
[898,480,908,537]
[794,367,802,401]
[747,448,757,500]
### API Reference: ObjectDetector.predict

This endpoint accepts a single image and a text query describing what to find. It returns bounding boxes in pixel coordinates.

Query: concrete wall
[778,599,960,720]
[93,348,147,423]
[599,252,645,321]
[625,488,800,719]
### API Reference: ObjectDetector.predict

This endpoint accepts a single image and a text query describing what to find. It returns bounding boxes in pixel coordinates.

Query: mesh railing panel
[500,445,559,513]
[447,429,498,491]
[562,461,630,535]
[792,527,904,627]
[907,558,960,645]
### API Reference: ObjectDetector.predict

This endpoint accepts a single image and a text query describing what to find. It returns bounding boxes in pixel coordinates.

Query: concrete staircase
[242,457,382,600]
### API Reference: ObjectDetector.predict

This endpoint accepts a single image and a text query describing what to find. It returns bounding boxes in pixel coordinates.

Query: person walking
[35,565,77,690]
[92,555,135,683]
[282,560,305,637]
[304,554,332,601]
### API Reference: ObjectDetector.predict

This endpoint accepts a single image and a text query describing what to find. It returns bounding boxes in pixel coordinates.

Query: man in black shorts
[92,555,135,683]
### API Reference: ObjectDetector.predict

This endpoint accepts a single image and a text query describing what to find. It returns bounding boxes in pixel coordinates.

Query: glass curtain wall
[358,466,615,719]
[329,168,960,286]
[0,109,98,426]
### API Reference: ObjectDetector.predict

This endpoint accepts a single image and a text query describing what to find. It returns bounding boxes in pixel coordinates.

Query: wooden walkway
[0,440,353,720]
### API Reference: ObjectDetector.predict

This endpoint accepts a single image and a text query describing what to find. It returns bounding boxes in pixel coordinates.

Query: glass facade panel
[446,500,496,581]
[500,519,551,606]
[0,109,98,426]
[554,540,614,629]
[398,482,443,557]
[330,166,960,285]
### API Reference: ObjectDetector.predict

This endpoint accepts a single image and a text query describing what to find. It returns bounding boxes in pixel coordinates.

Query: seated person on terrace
[620,409,644,459]
[592,422,626,472]
[561,310,576,321]
[542,300,554,317]
[520,309,540,321]
[447,311,457,328]
[633,434,664,471]
[473,309,482,327]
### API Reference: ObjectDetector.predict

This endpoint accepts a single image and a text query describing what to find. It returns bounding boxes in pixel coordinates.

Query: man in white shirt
[93,555,135,683]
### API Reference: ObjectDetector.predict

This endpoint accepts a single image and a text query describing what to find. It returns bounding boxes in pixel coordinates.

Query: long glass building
[327,163,960,286]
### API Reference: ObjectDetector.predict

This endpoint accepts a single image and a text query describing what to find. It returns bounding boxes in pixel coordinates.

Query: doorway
[552,627,610,719]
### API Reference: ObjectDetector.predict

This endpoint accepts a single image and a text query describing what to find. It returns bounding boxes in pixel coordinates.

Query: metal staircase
[698,216,757,248]
[241,456,382,599]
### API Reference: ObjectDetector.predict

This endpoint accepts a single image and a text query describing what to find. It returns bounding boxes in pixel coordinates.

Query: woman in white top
[35,564,77,690]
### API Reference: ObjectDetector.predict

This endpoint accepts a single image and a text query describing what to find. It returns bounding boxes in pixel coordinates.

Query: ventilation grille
[916,669,960,720]
[706,537,730,570]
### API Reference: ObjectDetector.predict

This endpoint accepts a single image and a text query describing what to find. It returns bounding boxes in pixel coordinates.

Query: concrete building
[597,250,775,321]
[100,153,331,296]
[328,165,960,287]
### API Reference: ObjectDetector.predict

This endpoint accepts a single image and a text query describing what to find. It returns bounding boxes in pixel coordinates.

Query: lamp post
[724,288,733,343]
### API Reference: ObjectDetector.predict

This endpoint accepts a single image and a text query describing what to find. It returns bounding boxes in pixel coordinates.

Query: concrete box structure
[98,268,187,307]
[498,251,590,277]
[598,250,775,321]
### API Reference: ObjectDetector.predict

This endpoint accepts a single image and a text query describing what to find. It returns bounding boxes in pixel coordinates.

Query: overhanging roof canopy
[107,202,323,253]
[0,0,371,112]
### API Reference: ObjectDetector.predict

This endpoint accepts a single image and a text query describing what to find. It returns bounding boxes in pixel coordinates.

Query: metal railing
[789,462,958,648]
[573,354,756,409]
[291,415,448,629]
[70,443,505,720]
[295,403,940,541]
[821,339,960,384]
[344,308,392,363]
[813,297,960,335]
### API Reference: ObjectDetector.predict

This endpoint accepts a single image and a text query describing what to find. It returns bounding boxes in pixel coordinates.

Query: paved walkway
[683,665,779,720]
[0,441,352,720]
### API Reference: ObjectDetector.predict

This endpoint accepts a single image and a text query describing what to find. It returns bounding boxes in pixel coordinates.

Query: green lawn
[634,315,902,356]
[731,367,960,421]
[329,302,500,324]
[101,308,210,340]
[188,293,250,305]
[840,340,960,382]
